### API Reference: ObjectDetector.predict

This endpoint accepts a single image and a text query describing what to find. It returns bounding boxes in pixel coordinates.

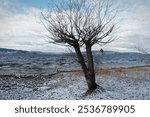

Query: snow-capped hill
[0,48,29,54]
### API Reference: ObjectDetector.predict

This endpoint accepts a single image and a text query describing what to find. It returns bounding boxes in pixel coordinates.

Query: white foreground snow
[0,66,150,100]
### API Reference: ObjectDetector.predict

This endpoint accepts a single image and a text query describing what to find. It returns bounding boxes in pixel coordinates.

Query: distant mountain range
[0,48,62,55]
[0,47,144,55]
[0,48,28,53]
[0,48,44,55]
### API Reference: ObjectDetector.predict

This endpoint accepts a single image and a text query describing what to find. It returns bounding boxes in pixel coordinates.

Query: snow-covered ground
[0,49,150,99]
[0,66,150,100]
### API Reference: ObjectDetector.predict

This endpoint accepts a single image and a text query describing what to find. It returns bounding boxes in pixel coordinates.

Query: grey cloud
[16,41,34,46]
[106,33,150,52]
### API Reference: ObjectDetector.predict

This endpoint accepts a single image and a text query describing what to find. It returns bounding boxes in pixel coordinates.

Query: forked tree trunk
[74,44,97,91]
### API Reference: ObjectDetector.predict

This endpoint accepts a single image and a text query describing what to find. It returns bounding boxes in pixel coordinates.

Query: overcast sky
[0,0,150,53]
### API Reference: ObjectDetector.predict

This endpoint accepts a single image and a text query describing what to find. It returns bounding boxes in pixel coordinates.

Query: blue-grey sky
[0,0,150,52]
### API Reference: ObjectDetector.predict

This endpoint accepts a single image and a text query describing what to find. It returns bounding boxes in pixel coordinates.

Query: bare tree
[41,0,117,92]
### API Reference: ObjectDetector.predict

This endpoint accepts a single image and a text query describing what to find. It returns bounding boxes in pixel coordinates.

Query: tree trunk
[85,43,97,90]
[74,44,97,91]
[74,45,88,75]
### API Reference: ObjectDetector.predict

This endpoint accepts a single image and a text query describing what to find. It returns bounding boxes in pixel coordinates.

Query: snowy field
[0,48,150,100]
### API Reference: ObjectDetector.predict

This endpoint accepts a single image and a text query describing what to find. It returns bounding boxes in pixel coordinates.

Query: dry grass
[96,65,150,76]
[72,65,150,76]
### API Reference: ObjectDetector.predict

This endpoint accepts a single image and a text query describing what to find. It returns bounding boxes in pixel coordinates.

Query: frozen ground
[0,65,150,100]
[0,48,150,99]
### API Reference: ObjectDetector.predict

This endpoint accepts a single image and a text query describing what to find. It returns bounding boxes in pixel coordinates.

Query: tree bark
[74,44,88,75]
[85,43,97,90]
[74,44,97,91]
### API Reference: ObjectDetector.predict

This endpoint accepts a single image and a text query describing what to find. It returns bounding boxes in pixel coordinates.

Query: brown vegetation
[73,65,150,76]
